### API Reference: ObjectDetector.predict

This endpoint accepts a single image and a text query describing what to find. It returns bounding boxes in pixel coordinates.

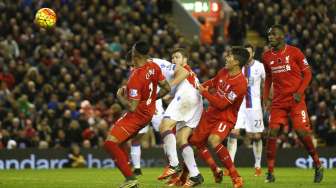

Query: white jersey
[235,60,265,132]
[240,60,265,110]
[152,58,175,82]
[164,64,203,130]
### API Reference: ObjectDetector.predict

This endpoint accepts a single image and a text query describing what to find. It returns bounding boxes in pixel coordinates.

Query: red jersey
[127,60,165,118]
[262,45,311,106]
[202,68,247,124]
[183,64,199,88]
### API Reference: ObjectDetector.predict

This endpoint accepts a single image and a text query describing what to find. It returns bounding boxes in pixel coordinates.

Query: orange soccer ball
[34,8,57,29]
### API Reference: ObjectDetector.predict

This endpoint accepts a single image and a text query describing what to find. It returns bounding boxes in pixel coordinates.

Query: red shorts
[190,111,234,146]
[269,100,311,131]
[109,112,151,143]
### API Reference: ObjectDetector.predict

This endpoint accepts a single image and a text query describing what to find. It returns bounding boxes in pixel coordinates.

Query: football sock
[197,147,218,173]
[301,135,321,167]
[215,144,239,179]
[161,130,179,167]
[104,141,133,177]
[130,142,141,169]
[227,134,238,162]
[266,137,277,173]
[181,144,200,177]
[253,139,262,168]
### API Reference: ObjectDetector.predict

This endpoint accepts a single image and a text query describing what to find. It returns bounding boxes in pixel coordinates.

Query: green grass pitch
[0,168,334,188]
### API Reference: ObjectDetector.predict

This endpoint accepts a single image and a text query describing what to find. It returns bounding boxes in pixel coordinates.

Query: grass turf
[0,168,334,188]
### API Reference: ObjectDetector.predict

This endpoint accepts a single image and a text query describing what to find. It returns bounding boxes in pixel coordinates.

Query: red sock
[302,135,321,167]
[104,141,133,177]
[197,147,219,173]
[121,143,130,165]
[215,144,239,179]
[266,137,277,173]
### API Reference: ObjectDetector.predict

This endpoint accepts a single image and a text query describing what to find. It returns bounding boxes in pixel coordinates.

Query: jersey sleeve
[294,48,310,71]
[155,64,166,82]
[127,75,142,100]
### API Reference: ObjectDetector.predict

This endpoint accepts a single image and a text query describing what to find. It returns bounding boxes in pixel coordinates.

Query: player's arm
[157,79,171,99]
[199,85,234,110]
[169,64,189,87]
[294,50,312,102]
[116,86,140,112]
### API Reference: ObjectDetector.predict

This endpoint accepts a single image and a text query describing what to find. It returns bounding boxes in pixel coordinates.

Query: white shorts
[235,108,264,133]
[138,99,164,134]
[163,89,203,131]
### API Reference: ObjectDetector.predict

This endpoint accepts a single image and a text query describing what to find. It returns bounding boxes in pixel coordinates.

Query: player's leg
[265,108,287,183]
[105,127,138,187]
[246,109,264,176]
[130,126,147,176]
[228,110,245,163]
[176,126,203,186]
[247,132,263,176]
[158,118,180,179]
[291,101,323,183]
[208,122,243,188]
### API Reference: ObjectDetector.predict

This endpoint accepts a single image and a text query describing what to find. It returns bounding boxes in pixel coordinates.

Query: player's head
[171,48,188,66]
[225,47,250,70]
[132,41,149,66]
[267,24,285,48]
[244,43,254,62]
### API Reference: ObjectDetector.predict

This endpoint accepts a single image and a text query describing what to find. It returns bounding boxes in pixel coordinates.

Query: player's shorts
[109,112,151,143]
[235,108,264,133]
[269,100,311,132]
[138,100,164,134]
[189,111,234,146]
[164,89,203,131]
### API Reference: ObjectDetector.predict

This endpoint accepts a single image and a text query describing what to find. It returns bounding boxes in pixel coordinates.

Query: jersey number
[218,123,227,132]
[254,120,262,128]
[301,110,307,123]
[146,82,153,105]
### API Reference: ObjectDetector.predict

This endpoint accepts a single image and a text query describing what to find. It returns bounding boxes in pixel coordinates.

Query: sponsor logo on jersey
[227,91,237,101]
[271,65,291,73]
[129,89,138,97]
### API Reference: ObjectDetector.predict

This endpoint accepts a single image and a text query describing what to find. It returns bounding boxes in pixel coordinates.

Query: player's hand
[263,98,272,112]
[198,84,209,93]
[293,93,302,103]
[117,86,126,98]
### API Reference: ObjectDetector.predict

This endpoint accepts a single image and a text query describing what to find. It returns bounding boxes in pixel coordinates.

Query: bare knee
[105,135,119,144]
[208,134,222,149]
[176,127,192,147]
[159,118,176,133]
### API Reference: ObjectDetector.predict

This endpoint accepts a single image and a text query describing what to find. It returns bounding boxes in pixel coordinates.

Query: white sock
[130,144,141,169]
[227,136,237,162]
[163,132,179,167]
[181,145,200,177]
[253,139,262,168]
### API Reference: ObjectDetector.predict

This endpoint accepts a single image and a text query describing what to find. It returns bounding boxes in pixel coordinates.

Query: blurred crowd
[0,0,335,150]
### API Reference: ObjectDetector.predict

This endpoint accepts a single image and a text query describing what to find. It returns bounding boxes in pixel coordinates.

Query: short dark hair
[271,24,285,33]
[133,41,149,56]
[231,47,250,68]
[244,43,254,51]
[172,48,188,59]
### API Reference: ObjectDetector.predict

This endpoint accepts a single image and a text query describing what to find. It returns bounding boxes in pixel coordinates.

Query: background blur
[0,0,335,157]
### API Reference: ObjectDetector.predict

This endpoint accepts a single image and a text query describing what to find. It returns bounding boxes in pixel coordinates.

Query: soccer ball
[34,8,57,29]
